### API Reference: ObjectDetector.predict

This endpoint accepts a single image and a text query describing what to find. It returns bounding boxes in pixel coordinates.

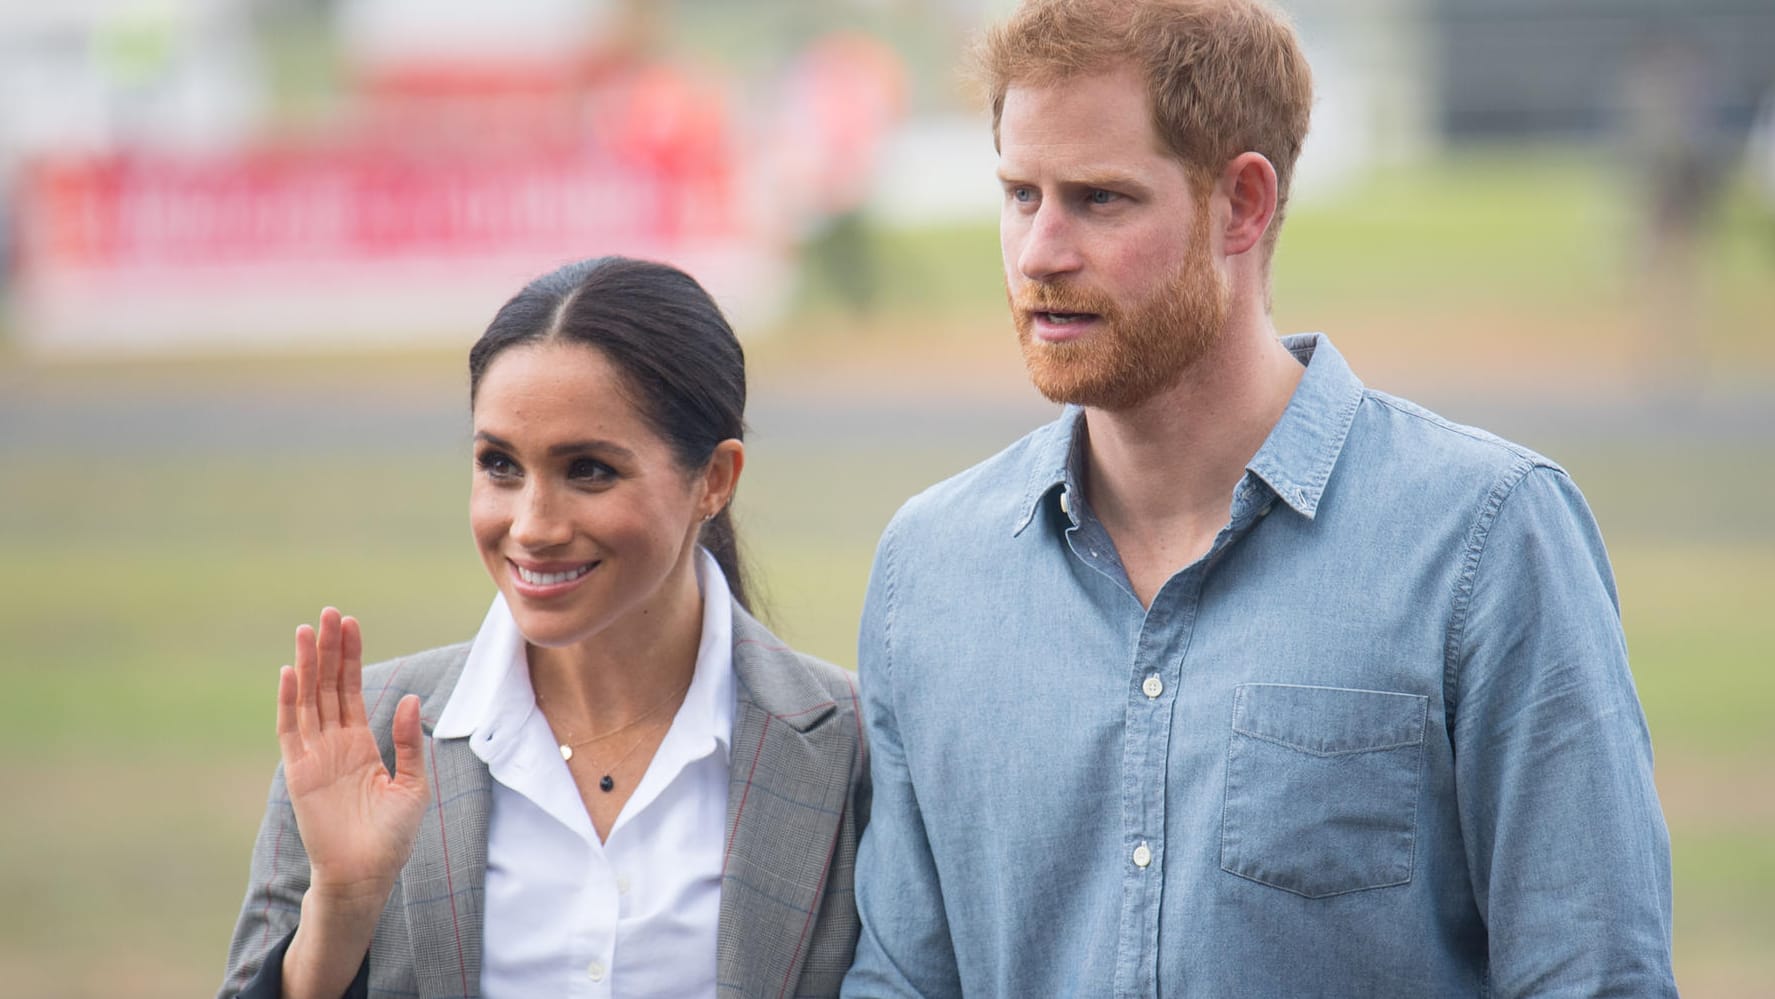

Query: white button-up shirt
[433,550,735,998]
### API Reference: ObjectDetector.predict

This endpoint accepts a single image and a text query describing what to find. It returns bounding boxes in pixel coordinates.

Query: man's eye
[1088,189,1117,205]
[1011,187,1035,203]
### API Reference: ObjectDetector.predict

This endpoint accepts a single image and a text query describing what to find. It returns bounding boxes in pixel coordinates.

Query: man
[841,1,1678,996]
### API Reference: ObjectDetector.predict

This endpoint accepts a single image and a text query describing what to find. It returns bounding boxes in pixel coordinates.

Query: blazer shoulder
[360,641,472,723]
[798,650,863,729]
[731,604,861,736]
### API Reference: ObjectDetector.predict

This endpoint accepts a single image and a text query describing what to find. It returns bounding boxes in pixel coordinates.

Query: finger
[275,664,303,762]
[293,623,320,741]
[390,694,428,791]
[340,615,367,729]
[316,607,343,729]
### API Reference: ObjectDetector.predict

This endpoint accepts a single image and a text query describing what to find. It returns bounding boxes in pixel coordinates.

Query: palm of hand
[278,609,430,898]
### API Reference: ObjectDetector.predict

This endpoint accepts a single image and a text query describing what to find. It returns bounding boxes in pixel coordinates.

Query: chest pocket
[1221,683,1427,898]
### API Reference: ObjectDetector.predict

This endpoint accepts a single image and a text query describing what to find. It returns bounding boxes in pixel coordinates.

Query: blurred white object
[0,0,262,159]
[337,0,617,66]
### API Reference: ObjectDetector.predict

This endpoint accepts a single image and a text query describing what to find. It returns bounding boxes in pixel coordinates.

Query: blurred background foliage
[2,0,1773,996]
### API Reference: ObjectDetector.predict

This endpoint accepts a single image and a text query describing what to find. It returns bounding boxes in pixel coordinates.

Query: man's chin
[1023,353,1129,410]
[1022,341,1197,412]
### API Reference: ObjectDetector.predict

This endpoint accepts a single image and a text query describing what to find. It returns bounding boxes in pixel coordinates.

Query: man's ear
[1220,152,1279,257]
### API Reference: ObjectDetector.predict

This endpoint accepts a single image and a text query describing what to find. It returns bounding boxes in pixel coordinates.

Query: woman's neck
[527,557,705,733]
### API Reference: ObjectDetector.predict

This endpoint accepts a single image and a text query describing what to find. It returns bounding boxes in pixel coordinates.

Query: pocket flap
[1232,683,1427,756]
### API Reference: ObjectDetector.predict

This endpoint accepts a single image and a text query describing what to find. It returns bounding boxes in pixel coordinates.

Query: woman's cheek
[468,488,509,550]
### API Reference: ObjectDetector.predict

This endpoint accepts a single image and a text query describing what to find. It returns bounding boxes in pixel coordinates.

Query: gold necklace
[543,677,692,793]
[573,719,669,794]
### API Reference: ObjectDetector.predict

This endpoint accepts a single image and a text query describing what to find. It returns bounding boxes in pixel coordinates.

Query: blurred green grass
[2,150,1772,996]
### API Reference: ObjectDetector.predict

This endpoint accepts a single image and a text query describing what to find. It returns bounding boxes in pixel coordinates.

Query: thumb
[390,694,427,792]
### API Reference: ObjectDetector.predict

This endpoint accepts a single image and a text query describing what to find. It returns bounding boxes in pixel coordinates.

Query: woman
[219,257,868,998]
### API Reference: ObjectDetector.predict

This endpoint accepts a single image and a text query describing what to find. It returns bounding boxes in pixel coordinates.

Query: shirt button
[616,874,631,895]
[1141,674,1163,699]
[1132,841,1153,868]
[587,960,606,982]
[1059,489,1071,516]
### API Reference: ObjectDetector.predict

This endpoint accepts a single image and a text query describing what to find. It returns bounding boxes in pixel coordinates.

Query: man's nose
[1016,204,1084,283]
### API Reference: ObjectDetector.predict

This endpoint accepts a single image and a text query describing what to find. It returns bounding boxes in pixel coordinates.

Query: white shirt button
[587,960,606,982]
[1141,674,1163,699]
[1059,489,1071,516]
[616,874,631,895]
[1132,842,1152,868]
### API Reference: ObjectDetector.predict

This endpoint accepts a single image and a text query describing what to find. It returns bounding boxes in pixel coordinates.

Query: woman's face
[469,340,735,649]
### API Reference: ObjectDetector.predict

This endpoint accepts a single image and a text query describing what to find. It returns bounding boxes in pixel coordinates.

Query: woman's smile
[508,558,600,597]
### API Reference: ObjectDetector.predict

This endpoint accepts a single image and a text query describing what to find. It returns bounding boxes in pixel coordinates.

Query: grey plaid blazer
[219,602,869,999]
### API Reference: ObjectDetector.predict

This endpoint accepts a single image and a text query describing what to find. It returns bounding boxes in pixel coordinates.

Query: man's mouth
[1038,311,1097,325]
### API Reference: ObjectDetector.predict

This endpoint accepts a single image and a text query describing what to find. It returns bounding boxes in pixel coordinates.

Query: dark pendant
[599,774,615,792]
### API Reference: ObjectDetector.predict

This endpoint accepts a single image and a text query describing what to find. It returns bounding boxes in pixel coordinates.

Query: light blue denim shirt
[843,334,1676,998]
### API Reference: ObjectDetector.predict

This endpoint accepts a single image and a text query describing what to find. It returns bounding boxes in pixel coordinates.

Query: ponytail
[700,507,750,613]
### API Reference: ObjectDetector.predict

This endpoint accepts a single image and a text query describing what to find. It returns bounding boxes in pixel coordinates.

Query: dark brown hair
[469,256,753,610]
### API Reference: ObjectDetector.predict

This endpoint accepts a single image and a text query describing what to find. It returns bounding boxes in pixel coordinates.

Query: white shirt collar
[684,547,736,757]
[434,548,736,764]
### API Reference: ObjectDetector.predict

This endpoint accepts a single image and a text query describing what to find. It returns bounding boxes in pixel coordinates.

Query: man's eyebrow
[1068,171,1148,192]
[472,431,637,462]
[993,169,1151,192]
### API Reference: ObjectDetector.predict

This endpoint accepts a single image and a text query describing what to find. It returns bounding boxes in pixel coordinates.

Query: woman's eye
[568,458,616,483]
[477,451,519,479]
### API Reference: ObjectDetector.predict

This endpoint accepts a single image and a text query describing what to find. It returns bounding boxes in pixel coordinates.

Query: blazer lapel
[400,658,491,999]
[717,607,860,998]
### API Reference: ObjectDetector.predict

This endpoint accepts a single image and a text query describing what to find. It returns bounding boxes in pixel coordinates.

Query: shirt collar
[1244,333,1364,519]
[1011,332,1364,532]
[1013,405,1087,537]
[433,547,737,760]
[682,548,736,758]
[433,592,526,740]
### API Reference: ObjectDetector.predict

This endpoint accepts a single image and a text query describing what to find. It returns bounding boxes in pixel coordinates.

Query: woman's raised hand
[276,607,429,904]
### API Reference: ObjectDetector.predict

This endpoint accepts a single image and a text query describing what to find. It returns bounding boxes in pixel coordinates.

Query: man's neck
[1081,323,1304,607]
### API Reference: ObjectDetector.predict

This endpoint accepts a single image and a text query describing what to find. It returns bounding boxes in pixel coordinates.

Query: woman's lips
[508,559,597,597]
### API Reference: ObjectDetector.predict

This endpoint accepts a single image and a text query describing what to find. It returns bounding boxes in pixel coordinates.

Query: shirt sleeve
[1449,463,1677,997]
[841,519,965,998]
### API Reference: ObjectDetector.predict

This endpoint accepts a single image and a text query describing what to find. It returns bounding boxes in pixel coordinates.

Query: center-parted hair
[976,0,1313,252]
[468,256,753,611]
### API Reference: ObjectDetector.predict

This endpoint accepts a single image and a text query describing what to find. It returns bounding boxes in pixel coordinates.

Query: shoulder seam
[1366,392,1560,470]
[879,515,901,693]
[1444,461,1566,722]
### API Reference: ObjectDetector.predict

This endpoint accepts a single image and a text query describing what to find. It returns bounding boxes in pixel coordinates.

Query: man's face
[998,68,1229,411]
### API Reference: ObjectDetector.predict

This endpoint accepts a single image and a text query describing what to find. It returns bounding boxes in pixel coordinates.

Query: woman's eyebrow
[473,431,636,463]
